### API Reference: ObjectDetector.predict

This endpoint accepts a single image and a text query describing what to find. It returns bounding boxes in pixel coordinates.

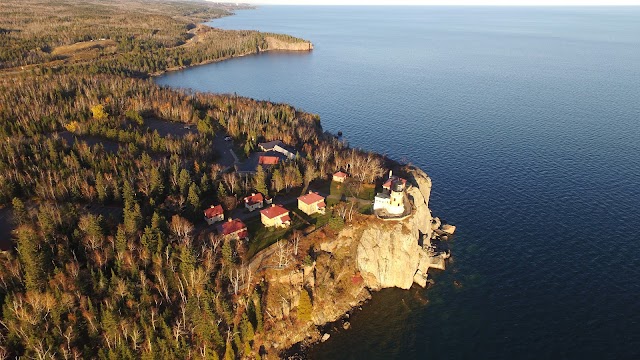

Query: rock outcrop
[356,166,445,289]
[264,36,314,51]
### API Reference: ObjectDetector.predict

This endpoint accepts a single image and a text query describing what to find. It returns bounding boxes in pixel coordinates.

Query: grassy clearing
[52,40,117,56]
[246,215,305,259]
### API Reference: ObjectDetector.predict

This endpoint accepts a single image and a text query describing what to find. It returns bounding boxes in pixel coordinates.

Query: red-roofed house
[244,193,264,212]
[298,191,326,215]
[217,219,249,241]
[203,204,224,225]
[260,204,291,228]
[333,171,348,183]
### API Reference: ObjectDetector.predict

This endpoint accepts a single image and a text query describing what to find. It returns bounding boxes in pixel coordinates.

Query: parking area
[212,133,238,168]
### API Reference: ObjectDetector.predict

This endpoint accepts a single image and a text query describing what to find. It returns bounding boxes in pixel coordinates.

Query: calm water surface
[156,7,640,359]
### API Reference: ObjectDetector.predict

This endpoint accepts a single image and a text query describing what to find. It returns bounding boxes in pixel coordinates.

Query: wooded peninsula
[0,1,451,359]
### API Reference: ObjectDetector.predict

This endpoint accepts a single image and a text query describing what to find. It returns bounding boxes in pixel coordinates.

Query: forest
[0,1,389,359]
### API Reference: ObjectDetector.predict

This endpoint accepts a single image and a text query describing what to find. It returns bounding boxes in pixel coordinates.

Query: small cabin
[298,191,326,215]
[333,171,348,183]
[244,193,265,212]
[260,204,291,228]
[203,204,224,225]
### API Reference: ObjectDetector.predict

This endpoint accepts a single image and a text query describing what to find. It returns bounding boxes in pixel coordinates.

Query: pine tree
[222,240,234,265]
[223,344,235,360]
[115,224,127,254]
[178,169,191,196]
[150,167,164,198]
[217,182,227,202]
[188,182,201,215]
[271,169,284,193]
[16,226,48,291]
[11,197,27,225]
[200,173,211,194]
[254,165,268,195]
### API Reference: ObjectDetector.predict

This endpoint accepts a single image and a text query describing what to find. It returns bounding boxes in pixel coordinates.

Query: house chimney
[309,190,313,194]
[272,204,275,207]
[252,192,255,196]
[389,170,393,178]
[228,218,232,222]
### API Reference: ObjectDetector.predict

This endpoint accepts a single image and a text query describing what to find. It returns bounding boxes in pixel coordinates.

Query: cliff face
[263,36,314,51]
[257,167,447,357]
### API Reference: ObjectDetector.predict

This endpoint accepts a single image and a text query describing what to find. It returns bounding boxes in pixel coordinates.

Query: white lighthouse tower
[373,170,407,216]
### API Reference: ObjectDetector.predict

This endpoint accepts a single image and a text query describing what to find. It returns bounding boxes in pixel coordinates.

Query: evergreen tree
[217,182,227,201]
[150,167,164,198]
[200,173,211,194]
[16,226,48,291]
[11,197,27,225]
[178,169,191,196]
[254,165,268,195]
[271,169,284,193]
[188,182,201,216]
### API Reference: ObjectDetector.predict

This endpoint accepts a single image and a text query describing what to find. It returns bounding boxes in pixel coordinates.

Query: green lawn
[329,180,345,198]
[246,215,306,259]
[332,179,376,201]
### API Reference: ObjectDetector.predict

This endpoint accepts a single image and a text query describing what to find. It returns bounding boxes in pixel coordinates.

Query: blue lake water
[156,6,640,359]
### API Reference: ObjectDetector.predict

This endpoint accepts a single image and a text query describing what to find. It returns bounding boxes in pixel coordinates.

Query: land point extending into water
[0,1,451,358]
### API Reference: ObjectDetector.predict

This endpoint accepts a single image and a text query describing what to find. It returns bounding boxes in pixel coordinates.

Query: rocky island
[0,1,451,359]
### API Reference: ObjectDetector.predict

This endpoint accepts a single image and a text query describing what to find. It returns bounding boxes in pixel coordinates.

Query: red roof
[298,192,325,205]
[204,205,223,218]
[259,155,280,165]
[280,215,291,223]
[317,201,326,208]
[383,177,407,189]
[244,193,264,205]
[217,219,247,236]
[260,204,289,219]
[333,171,348,178]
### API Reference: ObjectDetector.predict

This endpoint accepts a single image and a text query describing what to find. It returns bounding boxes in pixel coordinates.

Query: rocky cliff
[253,167,450,357]
[263,36,314,51]
[356,166,445,290]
